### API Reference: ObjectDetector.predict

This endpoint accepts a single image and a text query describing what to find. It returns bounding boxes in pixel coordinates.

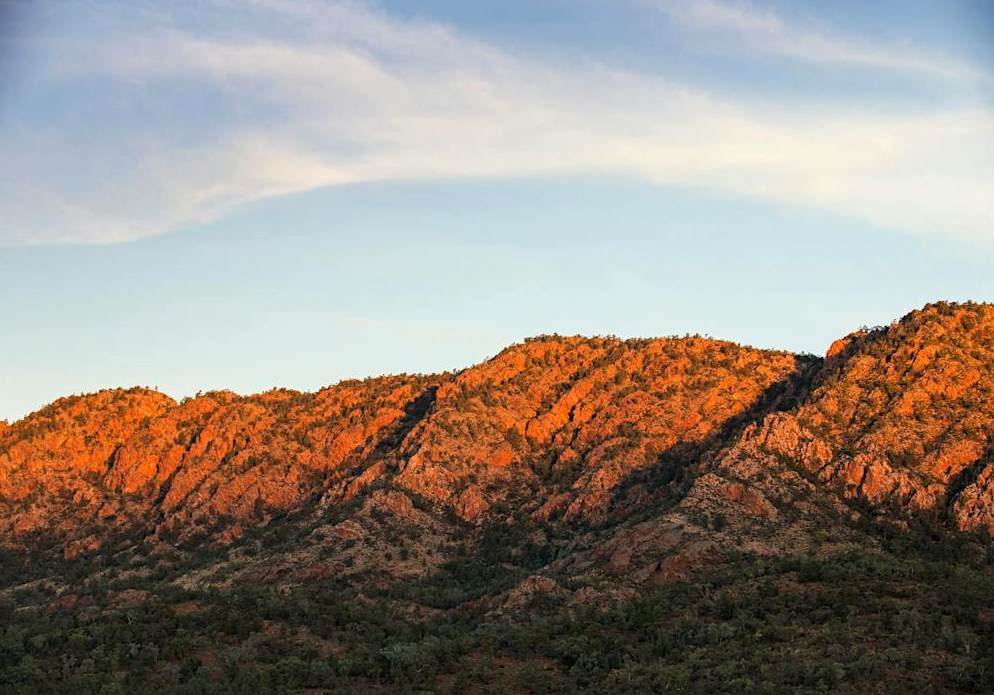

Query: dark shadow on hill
[607,354,825,523]
[329,384,440,496]
[385,355,836,610]
[373,386,438,460]
[943,448,993,527]
[947,449,992,499]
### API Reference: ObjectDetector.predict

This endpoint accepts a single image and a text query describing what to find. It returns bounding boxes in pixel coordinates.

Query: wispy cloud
[657,0,990,84]
[0,0,991,245]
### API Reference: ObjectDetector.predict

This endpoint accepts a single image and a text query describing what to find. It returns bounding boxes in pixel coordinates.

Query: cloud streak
[0,0,991,245]
[657,0,990,84]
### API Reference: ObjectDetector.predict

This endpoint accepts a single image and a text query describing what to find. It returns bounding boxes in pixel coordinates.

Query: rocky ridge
[3,301,994,694]
[1,301,991,573]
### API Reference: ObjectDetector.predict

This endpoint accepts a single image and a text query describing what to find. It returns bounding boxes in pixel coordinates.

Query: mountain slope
[1,335,812,550]
[1,301,993,693]
[725,301,994,532]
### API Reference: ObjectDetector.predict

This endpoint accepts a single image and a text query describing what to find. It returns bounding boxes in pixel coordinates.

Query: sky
[0,0,992,422]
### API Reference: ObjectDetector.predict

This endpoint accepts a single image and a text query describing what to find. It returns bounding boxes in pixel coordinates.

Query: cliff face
[1,302,992,561]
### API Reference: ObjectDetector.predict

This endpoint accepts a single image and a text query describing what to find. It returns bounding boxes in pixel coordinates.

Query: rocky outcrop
[951,463,994,534]
[723,302,994,533]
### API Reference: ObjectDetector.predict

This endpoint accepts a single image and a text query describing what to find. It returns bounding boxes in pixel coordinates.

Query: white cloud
[658,0,990,84]
[0,0,991,245]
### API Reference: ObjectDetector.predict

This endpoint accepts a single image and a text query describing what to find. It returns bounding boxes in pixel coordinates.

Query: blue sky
[1,0,992,421]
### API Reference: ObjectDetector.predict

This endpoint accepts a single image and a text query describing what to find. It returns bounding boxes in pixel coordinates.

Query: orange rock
[454,487,489,521]
[952,465,994,534]
[2,301,993,555]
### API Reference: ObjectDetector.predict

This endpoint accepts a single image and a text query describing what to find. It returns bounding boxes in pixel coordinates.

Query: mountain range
[1,300,992,693]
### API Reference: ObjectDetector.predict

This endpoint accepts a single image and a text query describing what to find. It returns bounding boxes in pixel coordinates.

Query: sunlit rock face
[1,302,992,558]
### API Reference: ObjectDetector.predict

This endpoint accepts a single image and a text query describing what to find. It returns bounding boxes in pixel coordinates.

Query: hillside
[1,301,992,693]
